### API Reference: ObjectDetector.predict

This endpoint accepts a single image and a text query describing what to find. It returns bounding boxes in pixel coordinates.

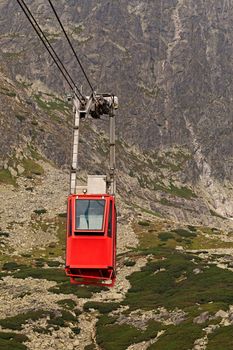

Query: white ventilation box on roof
[87,175,107,194]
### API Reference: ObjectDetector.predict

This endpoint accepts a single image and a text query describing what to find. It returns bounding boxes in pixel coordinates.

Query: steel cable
[47,0,94,93]
[16,0,83,101]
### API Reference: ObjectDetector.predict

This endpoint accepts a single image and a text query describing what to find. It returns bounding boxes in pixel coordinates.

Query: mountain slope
[0,0,232,219]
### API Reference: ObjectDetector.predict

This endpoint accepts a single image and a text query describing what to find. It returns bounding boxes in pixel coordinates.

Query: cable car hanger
[65,94,118,287]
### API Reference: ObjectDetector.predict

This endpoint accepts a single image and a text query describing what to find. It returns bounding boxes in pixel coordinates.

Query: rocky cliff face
[0,0,232,220]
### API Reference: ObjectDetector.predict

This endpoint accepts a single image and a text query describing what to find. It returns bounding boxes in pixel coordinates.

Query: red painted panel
[65,194,116,286]
[67,237,113,268]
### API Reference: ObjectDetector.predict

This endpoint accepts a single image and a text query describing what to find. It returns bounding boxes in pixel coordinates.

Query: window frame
[74,198,106,234]
[67,199,72,237]
[107,200,113,238]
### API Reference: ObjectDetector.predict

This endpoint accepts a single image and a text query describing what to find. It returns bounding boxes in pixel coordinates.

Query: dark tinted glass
[75,199,105,230]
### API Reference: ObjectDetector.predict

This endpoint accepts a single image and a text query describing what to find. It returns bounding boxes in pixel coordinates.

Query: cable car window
[75,199,105,230]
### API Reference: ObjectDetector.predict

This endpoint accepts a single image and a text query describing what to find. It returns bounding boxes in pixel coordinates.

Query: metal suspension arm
[70,93,118,195]
[70,97,80,194]
[109,106,116,195]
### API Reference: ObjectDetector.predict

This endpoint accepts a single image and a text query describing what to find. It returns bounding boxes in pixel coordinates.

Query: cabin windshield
[75,199,105,231]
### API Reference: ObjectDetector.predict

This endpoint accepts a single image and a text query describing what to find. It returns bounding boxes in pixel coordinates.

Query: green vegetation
[58,212,67,218]
[32,326,51,334]
[49,281,93,298]
[84,302,119,314]
[2,262,26,271]
[84,344,96,350]
[90,222,233,349]
[133,204,161,217]
[96,316,163,350]
[2,51,23,59]
[47,310,76,327]
[32,310,79,333]
[28,145,43,161]
[34,258,46,267]
[150,148,191,172]
[124,249,233,311]
[187,225,197,232]
[134,219,233,251]
[42,31,61,43]
[29,216,66,260]
[47,260,61,267]
[138,220,150,227]
[0,310,51,330]
[72,326,81,334]
[0,169,16,186]
[0,308,77,333]
[15,114,26,122]
[72,24,84,35]
[143,179,196,200]
[33,208,47,215]
[158,232,175,241]
[13,266,66,282]
[207,325,233,350]
[124,260,136,267]
[17,80,32,89]
[167,183,196,199]
[0,332,28,350]
[33,94,70,122]
[172,228,197,238]
[57,299,76,310]
[160,198,174,206]
[0,87,16,97]
[0,231,10,237]
[21,158,44,177]
[148,322,204,350]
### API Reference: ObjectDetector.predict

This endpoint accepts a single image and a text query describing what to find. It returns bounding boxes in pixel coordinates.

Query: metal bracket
[70,94,117,195]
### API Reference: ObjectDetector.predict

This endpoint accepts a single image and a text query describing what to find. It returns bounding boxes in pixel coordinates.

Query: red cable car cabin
[65,194,117,287]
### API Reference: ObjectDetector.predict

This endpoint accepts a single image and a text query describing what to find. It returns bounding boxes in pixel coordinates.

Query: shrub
[47,310,75,328]
[49,282,93,298]
[0,169,16,186]
[0,231,10,237]
[57,299,76,310]
[72,327,81,334]
[15,114,26,122]
[0,311,51,330]
[2,262,26,271]
[83,302,119,314]
[13,267,67,283]
[158,232,174,241]
[138,221,150,227]
[0,332,28,350]
[149,322,204,350]
[172,229,197,238]
[84,344,96,350]
[96,316,163,350]
[58,212,67,218]
[22,159,44,177]
[47,260,61,267]
[187,225,197,232]
[124,250,233,311]
[207,325,233,350]
[124,260,136,267]
[33,208,47,215]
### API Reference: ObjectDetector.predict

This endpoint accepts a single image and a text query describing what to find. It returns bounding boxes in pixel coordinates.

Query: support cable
[16,0,83,101]
[47,0,94,93]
